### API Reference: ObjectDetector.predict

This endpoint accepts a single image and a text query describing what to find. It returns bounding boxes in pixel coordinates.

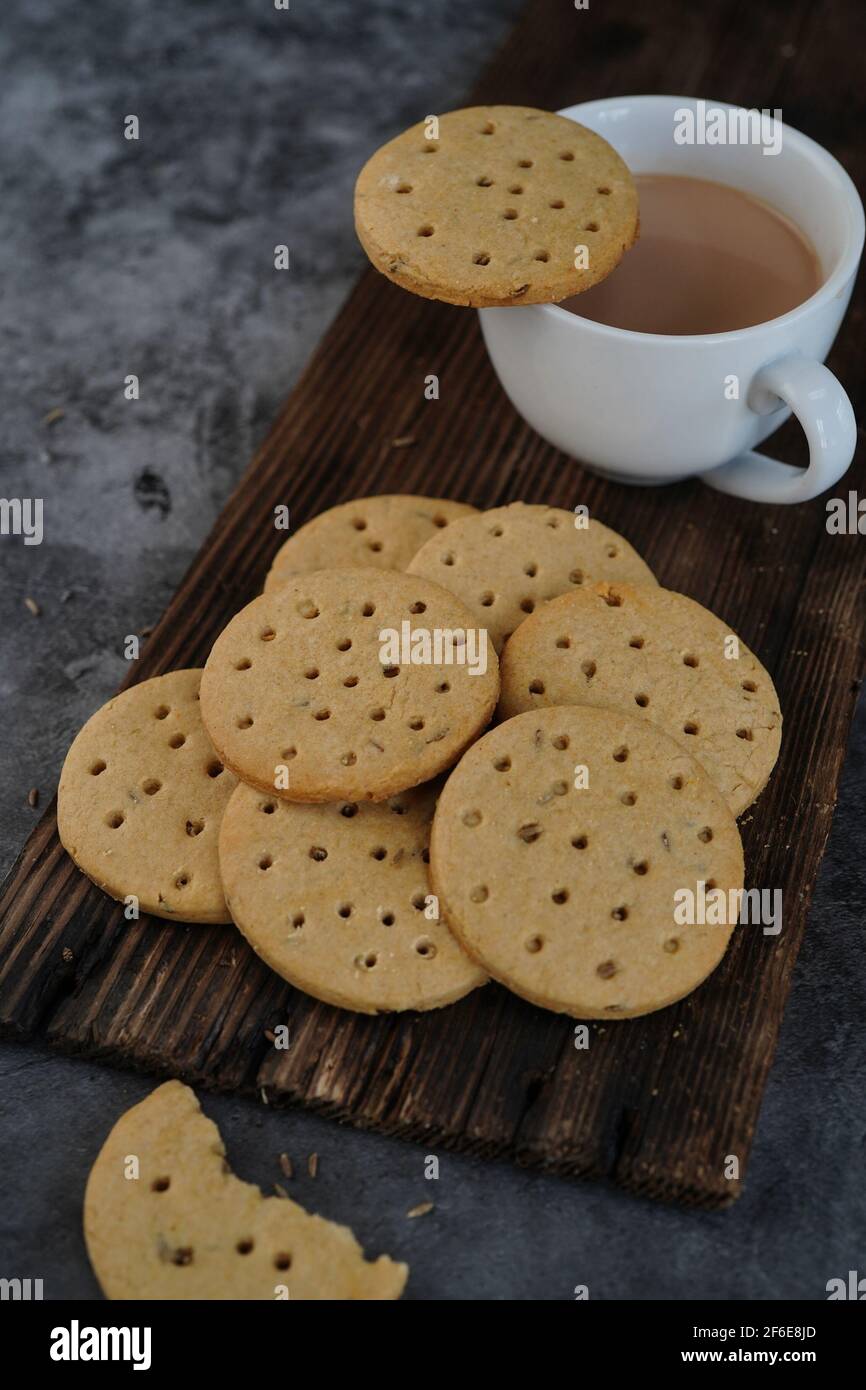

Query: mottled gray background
[0,0,863,1301]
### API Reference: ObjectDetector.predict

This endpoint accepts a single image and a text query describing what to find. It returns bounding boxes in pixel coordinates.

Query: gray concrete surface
[0,0,864,1301]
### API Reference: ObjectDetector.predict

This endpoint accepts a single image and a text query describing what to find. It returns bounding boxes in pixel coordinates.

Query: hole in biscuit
[611,905,628,921]
[409,601,426,614]
[422,141,438,153]
[259,855,272,871]
[534,250,550,262]
[633,860,649,875]
[154,705,170,720]
[207,761,224,778]
[571,834,588,850]
[415,937,436,958]
[552,888,569,904]
[172,1247,193,1266]
[362,601,376,617]
[493,756,511,772]
[336,638,352,651]
[559,150,575,161]
[261,802,276,814]
[441,552,455,566]
[309,846,328,861]
[340,803,358,818]
[481,121,496,134]
[351,517,367,531]
[235,658,252,670]
[341,748,356,765]
[473,253,491,266]
[412,892,427,911]
[396,183,412,194]
[292,913,304,929]
[525,935,544,953]
[261,625,278,639]
[569,569,584,585]
[683,653,699,668]
[409,716,425,731]
[518,158,533,168]
[313,709,330,721]
[237,715,254,729]
[435,680,450,693]
[236,1239,254,1255]
[106,812,124,829]
[367,540,383,553]
[281,747,297,761]
[670,774,684,790]
[297,602,318,620]
[503,208,519,220]
[621,791,637,806]
[383,665,399,679]
[698,826,714,843]
[737,727,754,741]
[338,903,352,918]
[371,846,386,861]
[596,959,617,978]
[476,175,494,186]
[585,221,599,232]
[175,873,190,889]
[598,186,611,195]
[417,224,434,237]
[683,721,699,736]
[552,734,570,750]
[629,636,645,649]
[142,778,161,796]
[90,759,107,775]
[602,590,622,607]
[556,636,571,649]
[509,184,524,195]
[581,660,597,679]
[517,822,542,843]
[480,591,495,607]
[463,810,482,827]
[551,780,568,797]
[186,819,204,837]
[151,1177,170,1193]
[343,676,358,688]
[274,1253,293,1270]
[742,679,757,692]
[663,938,680,954]
[613,746,628,763]
[520,598,535,614]
[528,679,545,694]
[634,692,650,708]
[524,562,538,577]
[169,733,186,749]
[370,707,386,721]
[470,885,489,903]
[357,952,378,969]
[490,524,504,537]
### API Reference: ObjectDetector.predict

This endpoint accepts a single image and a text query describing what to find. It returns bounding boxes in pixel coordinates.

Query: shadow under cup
[478,95,863,492]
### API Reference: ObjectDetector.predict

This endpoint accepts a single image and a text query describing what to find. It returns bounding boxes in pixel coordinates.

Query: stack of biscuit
[58,494,782,1022]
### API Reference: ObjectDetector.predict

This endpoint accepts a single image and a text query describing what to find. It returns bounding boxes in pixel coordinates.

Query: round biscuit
[57,669,237,923]
[200,567,499,802]
[354,105,638,307]
[264,494,477,593]
[431,706,745,1019]
[407,502,657,652]
[219,780,485,1013]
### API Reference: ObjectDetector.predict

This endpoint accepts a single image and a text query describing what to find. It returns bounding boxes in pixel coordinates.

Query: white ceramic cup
[478,95,864,503]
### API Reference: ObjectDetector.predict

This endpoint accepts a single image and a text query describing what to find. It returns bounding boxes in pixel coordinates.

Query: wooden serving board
[1,0,864,1207]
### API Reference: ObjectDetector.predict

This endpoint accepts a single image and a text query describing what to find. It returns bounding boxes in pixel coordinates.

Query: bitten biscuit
[264,495,476,592]
[220,780,485,1013]
[84,1081,407,1299]
[355,105,638,306]
[58,670,237,923]
[431,706,745,1019]
[407,502,657,652]
[200,567,499,803]
[498,581,782,816]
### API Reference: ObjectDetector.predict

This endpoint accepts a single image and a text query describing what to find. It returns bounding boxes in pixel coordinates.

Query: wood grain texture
[1,0,864,1206]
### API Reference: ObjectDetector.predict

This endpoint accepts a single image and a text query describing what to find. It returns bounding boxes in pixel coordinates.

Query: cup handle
[703,353,856,504]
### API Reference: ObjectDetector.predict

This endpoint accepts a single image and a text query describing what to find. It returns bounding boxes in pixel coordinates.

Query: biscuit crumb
[24,596,41,617]
[279,1152,293,1180]
[407,1201,434,1219]
[307,1152,318,1178]
[28,787,39,808]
